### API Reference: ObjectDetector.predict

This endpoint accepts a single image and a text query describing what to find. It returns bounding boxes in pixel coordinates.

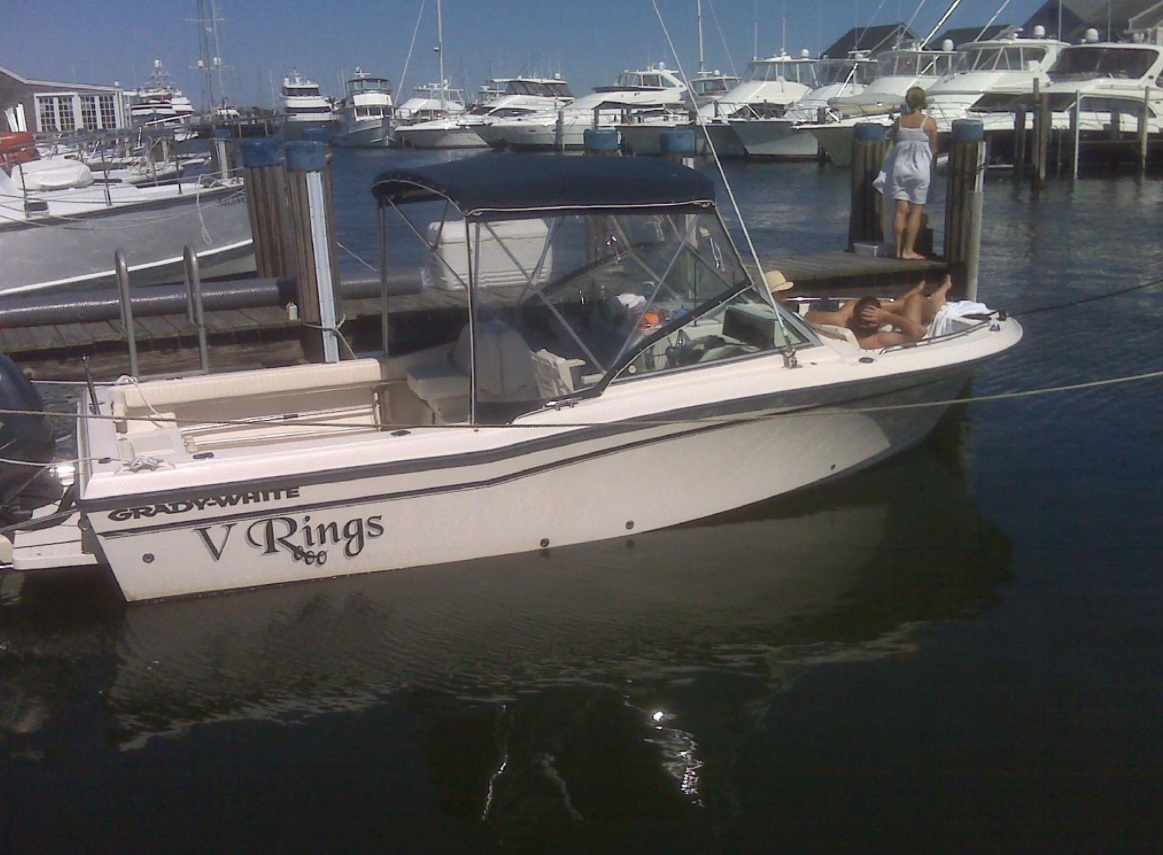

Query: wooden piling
[1013,103,1027,175]
[848,122,890,251]
[1034,80,1051,189]
[1140,87,1151,177]
[239,138,294,279]
[659,128,696,167]
[285,141,343,363]
[944,119,985,301]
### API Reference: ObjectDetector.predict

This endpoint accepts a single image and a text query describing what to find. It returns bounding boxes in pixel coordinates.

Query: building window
[99,95,118,128]
[35,94,80,133]
[81,96,98,129]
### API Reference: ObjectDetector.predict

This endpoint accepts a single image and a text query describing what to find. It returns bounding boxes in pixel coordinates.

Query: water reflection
[2,413,1011,848]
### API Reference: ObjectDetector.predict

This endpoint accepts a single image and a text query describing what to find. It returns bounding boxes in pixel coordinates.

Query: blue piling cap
[584,128,620,152]
[659,128,696,155]
[854,122,887,142]
[285,140,327,171]
[239,137,283,168]
[951,118,985,143]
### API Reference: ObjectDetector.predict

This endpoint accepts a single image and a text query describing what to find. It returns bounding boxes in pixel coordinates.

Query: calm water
[2,150,1162,854]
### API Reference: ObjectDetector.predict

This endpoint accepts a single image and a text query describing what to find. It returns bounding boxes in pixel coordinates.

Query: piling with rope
[284,140,343,364]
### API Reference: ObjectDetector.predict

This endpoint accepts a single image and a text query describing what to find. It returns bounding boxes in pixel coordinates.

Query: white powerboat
[694,50,823,157]
[126,60,197,142]
[618,70,741,156]
[806,43,958,166]
[924,26,1067,131]
[728,53,880,158]
[329,68,393,148]
[1032,35,1163,152]
[280,70,335,141]
[480,64,690,151]
[393,76,574,149]
[0,142,254,297]
[6,154,1021,601]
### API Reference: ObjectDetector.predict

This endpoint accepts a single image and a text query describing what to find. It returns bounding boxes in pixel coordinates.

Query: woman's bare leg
[893,199,909,258]
[901,203,926,259]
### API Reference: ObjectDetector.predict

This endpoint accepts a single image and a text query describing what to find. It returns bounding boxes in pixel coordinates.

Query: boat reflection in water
[1,414,1011,845]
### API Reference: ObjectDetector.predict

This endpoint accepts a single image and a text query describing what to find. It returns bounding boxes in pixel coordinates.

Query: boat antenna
[435,0,446,112]
[973,0,1013,43]
[397,0,428,108]
[902,0,932,45]
[920,0,963,47]
[648,0,795,344]
[697,0,706,75]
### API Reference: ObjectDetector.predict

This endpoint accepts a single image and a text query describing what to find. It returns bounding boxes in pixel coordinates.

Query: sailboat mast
[698,0,706,75]
[436,0,446,111]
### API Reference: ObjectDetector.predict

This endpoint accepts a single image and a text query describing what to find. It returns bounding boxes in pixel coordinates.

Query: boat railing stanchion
[182,246,210,374]
[114,250,140,378]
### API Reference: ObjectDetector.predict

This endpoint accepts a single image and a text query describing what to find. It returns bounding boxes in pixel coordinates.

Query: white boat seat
[406,361,470,401]
[532,349,587,398]
[405,321,539,416]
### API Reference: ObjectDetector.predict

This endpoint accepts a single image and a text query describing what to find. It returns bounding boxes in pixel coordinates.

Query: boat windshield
[1049,46,1159,81]
[405,206,810,422]
[878,51,955,77]
[745,59,819,85]
[954,44,1049,74]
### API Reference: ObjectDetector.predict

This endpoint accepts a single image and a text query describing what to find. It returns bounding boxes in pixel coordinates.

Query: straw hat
[764,269,795,293]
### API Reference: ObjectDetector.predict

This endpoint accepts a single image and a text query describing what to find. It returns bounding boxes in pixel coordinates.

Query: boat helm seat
[405,321,539,421]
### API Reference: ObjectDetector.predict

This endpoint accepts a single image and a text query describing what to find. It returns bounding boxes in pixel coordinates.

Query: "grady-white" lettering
[194,512,384,565]
[109,488,301,521]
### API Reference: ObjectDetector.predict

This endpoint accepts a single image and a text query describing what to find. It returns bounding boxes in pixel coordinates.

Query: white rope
[3,366,1162,432]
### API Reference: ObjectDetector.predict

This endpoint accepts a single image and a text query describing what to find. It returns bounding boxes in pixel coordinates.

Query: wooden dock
[2,253,948,382]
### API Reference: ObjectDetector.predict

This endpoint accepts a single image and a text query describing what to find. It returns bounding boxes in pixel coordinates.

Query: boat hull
[393,125,490,149]
[0,182,255,297]
[75,352,1002,602]
[329,120,391,147]
[729,119,821,159]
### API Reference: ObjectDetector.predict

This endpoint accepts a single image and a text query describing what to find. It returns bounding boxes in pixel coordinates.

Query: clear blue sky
[6,0,1046,110]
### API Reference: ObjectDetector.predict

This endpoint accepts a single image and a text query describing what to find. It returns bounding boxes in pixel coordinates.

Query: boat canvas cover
[370,153,716,220]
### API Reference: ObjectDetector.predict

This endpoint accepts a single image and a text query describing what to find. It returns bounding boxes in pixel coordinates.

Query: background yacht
[480,63,689,151]
[280,70,335,141]
[393,75,573,149]
[329,68,393,147]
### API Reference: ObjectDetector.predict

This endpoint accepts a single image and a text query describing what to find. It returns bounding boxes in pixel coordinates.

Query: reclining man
[804,276,952,349]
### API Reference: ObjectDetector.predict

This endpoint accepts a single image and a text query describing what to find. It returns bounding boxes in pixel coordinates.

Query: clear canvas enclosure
[374,156,812,424]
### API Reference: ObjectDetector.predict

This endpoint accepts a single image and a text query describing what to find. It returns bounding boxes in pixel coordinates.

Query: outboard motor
[0,353,58,513]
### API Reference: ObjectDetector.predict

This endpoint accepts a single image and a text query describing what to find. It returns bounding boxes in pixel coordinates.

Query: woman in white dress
[888,87,939,260]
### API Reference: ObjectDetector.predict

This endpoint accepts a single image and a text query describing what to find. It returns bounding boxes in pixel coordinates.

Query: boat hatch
[372,154,813,425]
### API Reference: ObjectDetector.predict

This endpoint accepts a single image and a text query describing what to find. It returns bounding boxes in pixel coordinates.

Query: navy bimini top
[371,153,716,221]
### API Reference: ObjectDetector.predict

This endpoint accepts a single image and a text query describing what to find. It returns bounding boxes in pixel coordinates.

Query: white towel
[929,300,991,337]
